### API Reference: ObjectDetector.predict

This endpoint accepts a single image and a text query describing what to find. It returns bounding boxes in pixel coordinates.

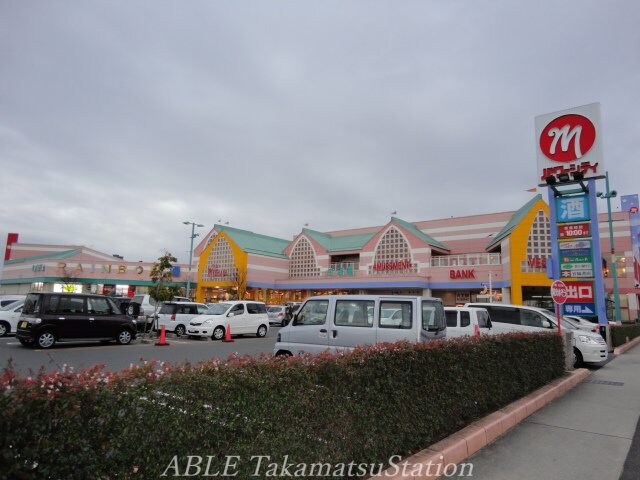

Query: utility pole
[183,221,204,299]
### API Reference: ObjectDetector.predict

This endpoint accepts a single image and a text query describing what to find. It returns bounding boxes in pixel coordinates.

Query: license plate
[20,321,28,329]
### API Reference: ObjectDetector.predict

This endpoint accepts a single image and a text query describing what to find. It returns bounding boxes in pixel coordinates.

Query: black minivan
[16,293,137,349]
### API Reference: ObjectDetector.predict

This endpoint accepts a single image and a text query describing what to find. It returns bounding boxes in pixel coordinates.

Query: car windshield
[207,303,231,315]
[560,319,578,330]
[267,306,282,313]
[22,294,41,315]
[0,300,22,311]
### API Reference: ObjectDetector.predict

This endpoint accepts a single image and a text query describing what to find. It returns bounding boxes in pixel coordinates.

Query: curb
[371,368,590,479]
[613,335,640,355]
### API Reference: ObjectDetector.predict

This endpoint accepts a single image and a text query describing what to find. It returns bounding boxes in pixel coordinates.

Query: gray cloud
[1,1,639,264]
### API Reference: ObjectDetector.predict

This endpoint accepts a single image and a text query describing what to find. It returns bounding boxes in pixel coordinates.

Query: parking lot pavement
[0,330,280,376]
[465,347,640,480]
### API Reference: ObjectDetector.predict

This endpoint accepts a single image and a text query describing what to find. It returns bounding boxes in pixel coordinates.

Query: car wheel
[275,350,292,358]
[116,329,133,345]
[0,321,8,337]
[36,331,56,349]
[212,326,225,341]
[573,347,584,368]
[175,325,186,337]
[256,325,268,338]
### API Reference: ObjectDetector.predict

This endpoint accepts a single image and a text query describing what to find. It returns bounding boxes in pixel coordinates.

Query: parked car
[444,306,492,338]
[465,302,608,367]
[0,300,24,337]
[0,294,26,308]
[267,305,288,327]
[111,296,133,315]
[187,301,269,340]
[16,293,137,349]
[274,295,446,356]
[153,301,210,336]
[563,315,601,332]
[127,294,159,330]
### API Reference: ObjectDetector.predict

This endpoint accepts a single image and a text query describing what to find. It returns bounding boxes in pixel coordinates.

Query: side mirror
[542,319,553,329]
[228,312,235,318]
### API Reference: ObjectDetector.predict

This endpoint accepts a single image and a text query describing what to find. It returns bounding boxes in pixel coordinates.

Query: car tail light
[277,313,283,317]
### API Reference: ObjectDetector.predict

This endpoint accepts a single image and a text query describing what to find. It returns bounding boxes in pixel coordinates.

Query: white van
[444,307,492,338]
[465,302,608,367]
[273,295,446,356]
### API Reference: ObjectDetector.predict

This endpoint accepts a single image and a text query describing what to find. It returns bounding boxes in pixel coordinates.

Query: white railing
[430,253,501,267]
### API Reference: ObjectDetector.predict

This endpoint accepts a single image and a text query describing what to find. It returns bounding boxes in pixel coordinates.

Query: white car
[127,294,159,329]
[0,294,26,308]
[444,307,492,338]
[187,301,269,340]
[466,302,608,367]
[153,301,210,336]
[267,305,288,327]
[0,300,24,336]
[563,315,600,333]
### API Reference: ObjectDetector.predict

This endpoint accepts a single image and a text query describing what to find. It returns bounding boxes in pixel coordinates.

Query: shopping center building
[193,194,640,320]
[2,194,639,320]
[0,236,191,297]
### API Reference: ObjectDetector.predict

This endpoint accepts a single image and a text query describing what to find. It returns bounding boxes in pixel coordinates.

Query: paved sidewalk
[467,345,640,480]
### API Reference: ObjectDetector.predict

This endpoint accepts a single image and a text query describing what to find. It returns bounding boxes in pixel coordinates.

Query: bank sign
[535,103,605,186]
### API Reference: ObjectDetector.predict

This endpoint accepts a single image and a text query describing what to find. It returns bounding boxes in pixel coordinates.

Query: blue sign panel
[560,248,591,257]
[171,266,181,277]
[555,195,590,223]
[562,303,596,316]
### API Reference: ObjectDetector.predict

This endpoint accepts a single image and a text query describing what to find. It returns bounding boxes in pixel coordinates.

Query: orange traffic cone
[155,325,170,346]
[222,323,234,342]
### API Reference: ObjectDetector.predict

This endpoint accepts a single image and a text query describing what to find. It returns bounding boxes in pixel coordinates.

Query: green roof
[215,225,290,259]
[391,217,450,252]
[302,228,375,252]
[486,194,543,250]
[4,248,82,265]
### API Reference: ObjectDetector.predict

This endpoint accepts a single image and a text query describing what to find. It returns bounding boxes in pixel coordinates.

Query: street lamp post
[597,171,621,321]
[183,221,204,300]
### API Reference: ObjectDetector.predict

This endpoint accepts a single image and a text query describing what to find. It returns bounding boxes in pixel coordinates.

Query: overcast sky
[1,1,639,265]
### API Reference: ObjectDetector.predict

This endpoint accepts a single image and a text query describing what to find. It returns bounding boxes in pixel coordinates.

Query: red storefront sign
[373,260,412,271]
[527,257,547,268]
[449,269,475,279]
[564,281,595,303]
[558,223,591,239]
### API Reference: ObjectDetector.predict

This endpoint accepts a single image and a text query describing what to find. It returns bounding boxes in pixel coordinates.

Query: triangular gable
[390,217,450,252]
[194,227,218,257]
[486,194,543,250]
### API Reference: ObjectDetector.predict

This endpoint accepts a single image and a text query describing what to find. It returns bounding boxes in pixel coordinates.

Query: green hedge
[0,334,565,479]
[611,323,640,347]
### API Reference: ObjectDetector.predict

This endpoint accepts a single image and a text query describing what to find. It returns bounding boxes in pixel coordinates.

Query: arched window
[370,227,416,274]
[203,237,235,281]
[289,238,320,278]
